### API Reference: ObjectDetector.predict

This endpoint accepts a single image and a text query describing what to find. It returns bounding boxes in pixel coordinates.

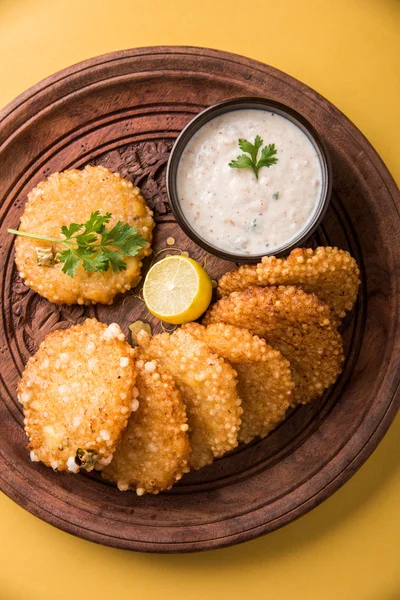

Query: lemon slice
[143,255,213,324]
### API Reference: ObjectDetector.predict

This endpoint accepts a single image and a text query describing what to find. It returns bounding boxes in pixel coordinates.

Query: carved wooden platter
[0,47,399,553]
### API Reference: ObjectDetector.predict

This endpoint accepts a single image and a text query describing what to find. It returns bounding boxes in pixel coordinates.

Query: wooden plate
[0,47,399,553]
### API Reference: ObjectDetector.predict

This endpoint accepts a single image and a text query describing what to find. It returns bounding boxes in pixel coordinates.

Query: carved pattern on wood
[93,140,174,217]
[11,273,88,357]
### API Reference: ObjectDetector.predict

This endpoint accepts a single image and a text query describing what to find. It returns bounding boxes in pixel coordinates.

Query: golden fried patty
[218,264,258,298]
[137,329,242,470]
[257,247,360,318]
[182,323,293,443]
[15,165,154,305]
[203,286,344,406]
[102,351,190,495]
[18,319,137,472]
[217,247,360,318]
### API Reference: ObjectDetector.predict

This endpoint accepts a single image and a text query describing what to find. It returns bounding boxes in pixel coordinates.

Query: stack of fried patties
[19,247,359,496]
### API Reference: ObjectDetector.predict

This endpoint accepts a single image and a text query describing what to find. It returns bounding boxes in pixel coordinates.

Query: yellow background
[0,1,399,598]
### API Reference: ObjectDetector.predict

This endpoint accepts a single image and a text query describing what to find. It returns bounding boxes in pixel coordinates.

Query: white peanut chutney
[176,109,323,256]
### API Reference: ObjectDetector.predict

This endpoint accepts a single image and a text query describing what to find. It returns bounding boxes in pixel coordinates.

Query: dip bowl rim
[166,96,332,263]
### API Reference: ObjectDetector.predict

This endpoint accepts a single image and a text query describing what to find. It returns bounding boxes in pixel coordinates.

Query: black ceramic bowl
[166,97,332,263]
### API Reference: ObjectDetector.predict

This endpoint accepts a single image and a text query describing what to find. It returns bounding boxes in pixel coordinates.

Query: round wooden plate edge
[0,46,399,553]
[0,46,398,194]
[1,384,398,553]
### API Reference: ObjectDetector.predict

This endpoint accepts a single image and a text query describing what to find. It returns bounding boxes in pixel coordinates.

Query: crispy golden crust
[182,323,293,443]
[137,329,242,470]
[257,247,360,318]
[18,319,137,472]
[102,351,190,494]
[218,264,259,298]
[235,363,290,442]
[15,165,155,305]
[203,286,344,406]
[217,247,360,318]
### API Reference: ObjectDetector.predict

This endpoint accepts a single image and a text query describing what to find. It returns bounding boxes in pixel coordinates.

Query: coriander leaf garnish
[229,136,278,179]
[229,154,253,170]
[8,210,147,278]
[60,222,84,238]
[238,135,263,163]
[100,221,147,257]
[58,250,81,276]
[258,145,278,170]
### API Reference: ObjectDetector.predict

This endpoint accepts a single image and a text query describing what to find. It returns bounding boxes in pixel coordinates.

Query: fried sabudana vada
[218,247,360,319]
[15,165,154,305]
[257,247,360,318]
[137,328,242,470]
[182,323,293,443]
[204,286,344,406]
[102,351,190,494]
[218,264,258,298]
[18,318,137,473]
